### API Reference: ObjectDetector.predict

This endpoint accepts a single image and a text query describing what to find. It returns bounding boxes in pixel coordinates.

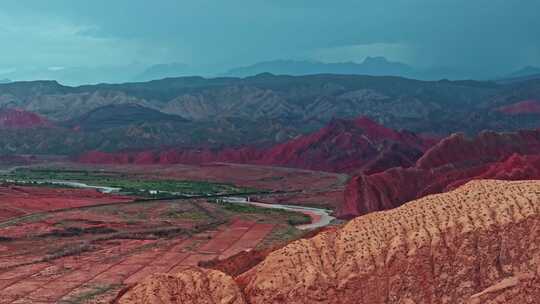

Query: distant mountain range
[497,66,540,84]
[0,74,539,155]
[0,65,147,86]
[0,79,10,84]
[2,58,540,85]
[225,57,416,78]
[507,66,540,78]
[224,57,479,80]
[132,63,199,82]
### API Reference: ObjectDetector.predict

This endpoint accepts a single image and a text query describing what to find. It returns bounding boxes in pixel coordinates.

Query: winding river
[2,177,335,230]
[221,197,335,230]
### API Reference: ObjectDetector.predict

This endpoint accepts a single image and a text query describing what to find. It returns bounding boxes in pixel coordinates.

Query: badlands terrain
[117,180,540,304]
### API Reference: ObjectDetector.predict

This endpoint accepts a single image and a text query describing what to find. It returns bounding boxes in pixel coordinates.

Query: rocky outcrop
[340,130,540,218]
[237,180,540,303]
[116,180,540,303]
[116,267,246,304]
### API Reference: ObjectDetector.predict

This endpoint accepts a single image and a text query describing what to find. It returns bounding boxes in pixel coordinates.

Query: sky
[0,0,539,80]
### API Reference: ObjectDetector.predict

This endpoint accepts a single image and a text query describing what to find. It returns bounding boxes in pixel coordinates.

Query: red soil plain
[0,162,342,303]
[0,186,132,221]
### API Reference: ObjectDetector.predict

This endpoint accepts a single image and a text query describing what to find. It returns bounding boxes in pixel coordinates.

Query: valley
[0,162,344,302]
[2,2,540,303]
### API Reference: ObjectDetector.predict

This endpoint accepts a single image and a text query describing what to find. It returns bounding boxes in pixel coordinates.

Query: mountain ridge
[340,129,540,218]
[78,116,435,174]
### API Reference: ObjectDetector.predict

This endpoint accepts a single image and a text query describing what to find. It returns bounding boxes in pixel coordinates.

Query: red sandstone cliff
[339,129,540,218]
[116,267,246,304]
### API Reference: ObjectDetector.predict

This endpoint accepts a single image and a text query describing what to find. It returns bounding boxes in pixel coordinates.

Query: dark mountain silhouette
[225,57,416,78]
[133,63,195,82]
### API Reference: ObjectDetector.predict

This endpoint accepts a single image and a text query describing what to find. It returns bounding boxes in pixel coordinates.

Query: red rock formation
[116,267,246,304]
[0,108,52,129]
[477,153,540,180]
[116,180,540,304]
[340,129,540,218]
[200,226,337,277]
[258,116,433,173]
[416,130,540,169]
[496,99,540,115]
[236,180,540,304]
[79,116,434,174]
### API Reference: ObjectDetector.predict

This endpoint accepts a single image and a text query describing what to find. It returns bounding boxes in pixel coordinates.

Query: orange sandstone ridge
[116,267,246,304]
[117,180,540,303]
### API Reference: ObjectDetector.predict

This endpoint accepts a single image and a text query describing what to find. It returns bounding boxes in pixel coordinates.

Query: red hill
[0,108,53,129]
[340,129,540,218]
[416,130,540,169]
[496,99,540,115]
[258,116,434,173]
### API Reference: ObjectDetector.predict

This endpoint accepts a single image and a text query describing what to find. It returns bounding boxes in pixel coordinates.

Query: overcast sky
[1,0,539,76]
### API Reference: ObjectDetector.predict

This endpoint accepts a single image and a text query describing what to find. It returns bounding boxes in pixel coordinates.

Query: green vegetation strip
[1,168,256,197]
[221,203,311,226]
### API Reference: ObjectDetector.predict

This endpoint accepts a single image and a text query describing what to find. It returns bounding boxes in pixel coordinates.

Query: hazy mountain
[495,66,540,84]
[225,57,416,78]
[0,79,10,84]
[1,65,147,86]
[133,63,195,82]
[507,66,540,78]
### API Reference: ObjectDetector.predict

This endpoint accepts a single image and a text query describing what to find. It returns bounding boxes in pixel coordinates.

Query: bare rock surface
[340,129,540,218]
[116,267,246,304]
[117,180,540,303]
[238,180,540,303]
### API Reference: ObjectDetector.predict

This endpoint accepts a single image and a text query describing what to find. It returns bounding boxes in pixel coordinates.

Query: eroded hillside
[117,180,540,303]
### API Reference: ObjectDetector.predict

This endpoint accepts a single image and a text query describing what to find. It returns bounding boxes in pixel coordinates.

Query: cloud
[0,11,171,67]
[0,0,539,77]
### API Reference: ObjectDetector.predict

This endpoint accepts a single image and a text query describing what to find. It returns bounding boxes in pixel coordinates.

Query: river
[221,197,335,230]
